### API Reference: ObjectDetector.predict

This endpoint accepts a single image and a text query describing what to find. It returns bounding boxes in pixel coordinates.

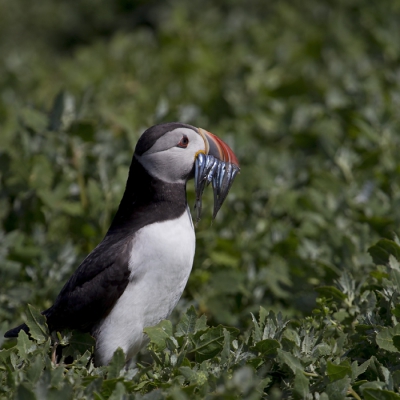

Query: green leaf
[19,107,47,132]
[48,384,73,400]
[253,339,280,356]
[109,382,126,400]
[393,370,400,390]
[101,378,129,399]
[363,389,400,400]
[0,348,14,362]
[220,328,231,364]
[293,371,309,400]
[259,307,269,326]
[277,349,303,373]
[107,348,126,379]
[368,239,400,266]
[50,365,65,387]
[313,343,332,357]
[194,315,208,333]
[327,360,352,382]
[144,320,173,351]
[251,313,262,342]
[25,305,48,344]
[48,91,75,131]
[376,324,400,353]
[283,329,301,346]
[16,330,36,360]
[74,350,92,367]
[16,383,37,400]
[179,366,202,385]
[325,377,351,400]
[210,251,239,268]
[391,305,400,318]
[361,382,386,391]
[247,357,263,369]
[26,356,44,383]
[352,359,370,380]
[175,306,198,337]
[62,331,96,359]
[315,286,346,301]
[191,325,239,363]
[390,269,400,291]
[389,255,400,271]
[393,335,400,351]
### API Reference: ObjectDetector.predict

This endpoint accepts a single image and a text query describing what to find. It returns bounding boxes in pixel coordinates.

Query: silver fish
[194,153,240,222]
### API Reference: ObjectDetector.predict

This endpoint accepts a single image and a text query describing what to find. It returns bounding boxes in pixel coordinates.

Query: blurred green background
[1,0,400,335]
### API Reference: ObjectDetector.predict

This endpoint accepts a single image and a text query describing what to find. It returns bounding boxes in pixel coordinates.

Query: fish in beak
[194,128,240,221]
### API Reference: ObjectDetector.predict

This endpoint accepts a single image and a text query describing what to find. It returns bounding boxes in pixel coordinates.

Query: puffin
[4,122,240,366]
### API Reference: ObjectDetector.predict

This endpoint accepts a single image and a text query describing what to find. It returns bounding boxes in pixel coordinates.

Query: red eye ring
[177,135,189,148]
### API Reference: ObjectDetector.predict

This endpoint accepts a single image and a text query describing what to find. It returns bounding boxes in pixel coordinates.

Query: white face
[135,128,206,183]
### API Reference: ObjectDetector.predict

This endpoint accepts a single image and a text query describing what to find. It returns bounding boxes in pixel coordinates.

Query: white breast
[93,207,195,366]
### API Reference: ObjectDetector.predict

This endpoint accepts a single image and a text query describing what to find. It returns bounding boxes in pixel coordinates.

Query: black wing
[5,235,131,337]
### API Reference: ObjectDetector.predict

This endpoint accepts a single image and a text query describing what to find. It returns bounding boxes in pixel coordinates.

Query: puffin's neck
[108,156,188,235]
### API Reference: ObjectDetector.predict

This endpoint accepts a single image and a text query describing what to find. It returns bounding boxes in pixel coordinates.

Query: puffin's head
[135,122,240,220]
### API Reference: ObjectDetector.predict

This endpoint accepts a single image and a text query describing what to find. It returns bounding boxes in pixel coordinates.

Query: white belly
[93,208,195,365]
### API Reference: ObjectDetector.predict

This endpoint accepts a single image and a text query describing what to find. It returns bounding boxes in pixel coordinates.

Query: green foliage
[1,0,400,397]
[3,241,400,399]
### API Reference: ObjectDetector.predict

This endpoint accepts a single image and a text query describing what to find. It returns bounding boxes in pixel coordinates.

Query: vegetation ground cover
[1,0,400,398]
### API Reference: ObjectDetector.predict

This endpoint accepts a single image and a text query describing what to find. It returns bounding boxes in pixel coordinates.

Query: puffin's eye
[177,135,189,148]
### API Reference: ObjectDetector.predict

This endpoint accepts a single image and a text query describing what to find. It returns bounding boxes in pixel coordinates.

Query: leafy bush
[2,238,400,398]
[1,0,400,398]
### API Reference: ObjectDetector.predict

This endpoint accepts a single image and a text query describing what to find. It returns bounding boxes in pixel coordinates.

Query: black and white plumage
[4,122,240,366]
